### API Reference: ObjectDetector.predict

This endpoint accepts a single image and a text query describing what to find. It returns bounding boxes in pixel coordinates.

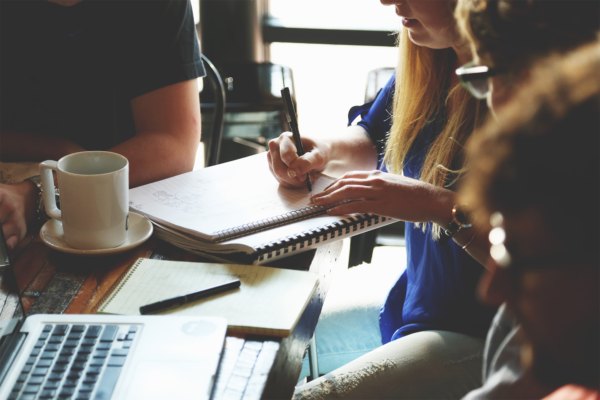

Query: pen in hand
[139,279,241,315]
[281,87,312,192]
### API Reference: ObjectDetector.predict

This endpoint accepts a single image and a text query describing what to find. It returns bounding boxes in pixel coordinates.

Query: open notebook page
[98,259,319,336]
[129,154,335,241]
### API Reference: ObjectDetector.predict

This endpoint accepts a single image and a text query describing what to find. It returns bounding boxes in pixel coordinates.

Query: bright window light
[269,0,399,31]
[270,43,398,142]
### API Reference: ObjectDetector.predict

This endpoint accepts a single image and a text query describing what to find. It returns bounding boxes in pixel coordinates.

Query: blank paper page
[98,259,319,336]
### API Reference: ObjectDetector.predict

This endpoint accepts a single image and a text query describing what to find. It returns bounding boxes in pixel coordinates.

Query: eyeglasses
[488,212,596,273]
[456,62,506,100]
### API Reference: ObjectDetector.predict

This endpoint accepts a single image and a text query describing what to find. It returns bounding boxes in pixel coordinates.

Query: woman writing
[269,0,494,398]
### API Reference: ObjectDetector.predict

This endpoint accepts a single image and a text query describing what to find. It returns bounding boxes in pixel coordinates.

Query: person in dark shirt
[0,0,204,250]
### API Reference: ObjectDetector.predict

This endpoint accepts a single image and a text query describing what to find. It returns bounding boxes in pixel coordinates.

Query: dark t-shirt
[1,0,205,151]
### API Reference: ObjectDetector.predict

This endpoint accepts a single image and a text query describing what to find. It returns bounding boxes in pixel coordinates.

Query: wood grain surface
[3,226,344,400]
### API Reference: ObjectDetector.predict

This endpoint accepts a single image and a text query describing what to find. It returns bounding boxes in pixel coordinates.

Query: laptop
[0,227,228,400]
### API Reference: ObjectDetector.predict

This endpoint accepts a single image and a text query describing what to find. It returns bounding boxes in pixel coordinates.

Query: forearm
[428,189,493,270]
[109,131,199,188]
[0,131,86,162]
[119,79,200,188]
[322,126,379,177]
[455,227,493,270]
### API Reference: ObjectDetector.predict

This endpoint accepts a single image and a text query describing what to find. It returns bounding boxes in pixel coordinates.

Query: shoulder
[114,0,192,23]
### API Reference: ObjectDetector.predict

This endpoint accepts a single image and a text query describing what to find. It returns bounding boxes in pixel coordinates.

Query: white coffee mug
[40,151,129,250]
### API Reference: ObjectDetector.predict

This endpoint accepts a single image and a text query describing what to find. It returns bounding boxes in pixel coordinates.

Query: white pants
[294,330,485,400]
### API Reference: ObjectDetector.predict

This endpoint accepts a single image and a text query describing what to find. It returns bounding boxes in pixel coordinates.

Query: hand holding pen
[280,87,313,192]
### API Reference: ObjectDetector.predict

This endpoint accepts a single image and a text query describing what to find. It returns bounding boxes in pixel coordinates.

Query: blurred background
[194,0,398,167]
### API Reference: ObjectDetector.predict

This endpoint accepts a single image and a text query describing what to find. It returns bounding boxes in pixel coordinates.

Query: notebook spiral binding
[93,258,145,314]
[255,214,390,263]
[214,203,350,243]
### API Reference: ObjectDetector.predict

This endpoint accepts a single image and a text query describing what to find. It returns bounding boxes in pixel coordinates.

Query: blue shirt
[348,75,494,343]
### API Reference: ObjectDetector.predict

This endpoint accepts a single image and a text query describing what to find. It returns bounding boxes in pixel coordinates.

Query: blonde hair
[384,28,484,238]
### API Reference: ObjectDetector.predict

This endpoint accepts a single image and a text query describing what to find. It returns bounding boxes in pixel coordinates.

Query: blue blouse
[348,75,494,343]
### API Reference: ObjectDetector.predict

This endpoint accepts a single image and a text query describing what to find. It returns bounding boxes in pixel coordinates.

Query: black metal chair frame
[200,54,226,167]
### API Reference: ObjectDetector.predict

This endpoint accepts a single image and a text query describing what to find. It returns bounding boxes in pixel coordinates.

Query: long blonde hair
[383,28,484,238]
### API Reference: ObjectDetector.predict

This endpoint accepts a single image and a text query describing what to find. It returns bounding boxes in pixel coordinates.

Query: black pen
[139,279,241,315]
[281,87,312,192]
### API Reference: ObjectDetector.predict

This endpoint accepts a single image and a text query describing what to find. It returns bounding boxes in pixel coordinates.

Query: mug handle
[39,161,61,221]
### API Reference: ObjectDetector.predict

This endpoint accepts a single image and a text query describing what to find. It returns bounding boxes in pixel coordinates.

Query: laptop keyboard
[213,337,280,400]
[9,323,137,400]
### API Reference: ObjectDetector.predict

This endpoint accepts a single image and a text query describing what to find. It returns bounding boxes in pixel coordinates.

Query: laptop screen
[0,225,26,352]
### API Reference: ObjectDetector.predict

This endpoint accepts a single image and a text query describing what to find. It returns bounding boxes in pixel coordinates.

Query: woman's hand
[310,170,456,225]
[0,181,38,251]
[267,132,331,189]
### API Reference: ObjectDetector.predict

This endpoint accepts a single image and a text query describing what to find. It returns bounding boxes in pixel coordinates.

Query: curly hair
[456,0,600,73]
[461,42,600,255]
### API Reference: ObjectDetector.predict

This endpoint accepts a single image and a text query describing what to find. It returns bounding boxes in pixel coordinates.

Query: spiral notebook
[129,154,396,264]
[96,258,319,337]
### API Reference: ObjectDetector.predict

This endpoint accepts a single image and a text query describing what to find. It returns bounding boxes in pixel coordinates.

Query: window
[269,0,398,31]
[270,43,397,137]
[267,1,399,138]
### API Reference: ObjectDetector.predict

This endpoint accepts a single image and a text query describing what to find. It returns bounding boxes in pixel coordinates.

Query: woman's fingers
[313,177,374,201]
[288,146,324,179]
[269,132,327,186]
[321,171,376,191]
[267,151,304,189]
[268,133,305,188]
[312,184,374,206]
[278,133,299,167]
[326,200,375,216]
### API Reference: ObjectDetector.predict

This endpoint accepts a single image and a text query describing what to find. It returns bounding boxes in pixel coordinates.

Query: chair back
[200,54,226,167]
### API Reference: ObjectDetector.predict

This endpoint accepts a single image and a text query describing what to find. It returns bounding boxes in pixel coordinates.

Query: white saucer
[40,212,153,256]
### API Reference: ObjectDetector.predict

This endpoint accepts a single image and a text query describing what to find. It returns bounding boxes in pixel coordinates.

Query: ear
[518,68,531,86]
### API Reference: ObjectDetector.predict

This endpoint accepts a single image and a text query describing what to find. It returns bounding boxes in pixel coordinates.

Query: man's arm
[0,78,200,249]
[109,78,200,188]
[0,131,86,162]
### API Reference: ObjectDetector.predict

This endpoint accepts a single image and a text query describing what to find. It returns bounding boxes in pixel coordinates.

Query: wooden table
[2,228,344,400]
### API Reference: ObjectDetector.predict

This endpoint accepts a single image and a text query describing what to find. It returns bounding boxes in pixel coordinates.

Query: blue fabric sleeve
[347,74,396,169]
[347,71,495,344]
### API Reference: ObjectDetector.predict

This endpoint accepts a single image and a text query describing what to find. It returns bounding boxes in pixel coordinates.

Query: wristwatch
[24,175,59,223]
[439,204,472,244]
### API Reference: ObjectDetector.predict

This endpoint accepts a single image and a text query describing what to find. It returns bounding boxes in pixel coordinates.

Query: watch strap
[439,220,460,244]
[439,204,472,245]
[25,175,43,193]
[24,175,58,223]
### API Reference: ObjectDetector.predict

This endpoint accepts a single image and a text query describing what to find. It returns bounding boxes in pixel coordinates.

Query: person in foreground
[0,0,202,251]
[453,0,600,397]
[270,0,496,398]
[460,42,600,400]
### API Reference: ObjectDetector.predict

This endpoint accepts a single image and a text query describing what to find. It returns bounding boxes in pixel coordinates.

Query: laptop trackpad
[126,361,213,400]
